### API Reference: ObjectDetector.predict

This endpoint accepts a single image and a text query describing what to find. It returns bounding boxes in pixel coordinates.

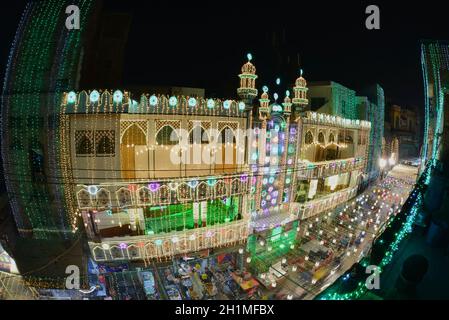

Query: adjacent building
[387,104,420,159]
[308,81,358,120]
[421,40,449,166]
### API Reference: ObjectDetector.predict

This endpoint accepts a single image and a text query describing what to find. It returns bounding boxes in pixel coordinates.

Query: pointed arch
[121,123,146,145]
[77,189,91,208]
[305,131,314,144]
[318,131,325,145]
[219,125,236,144]
[197,181,209,200]
[96,188,111,207]
[137,187,152,205]
[93,246,106,261]
[214,180,227,198]
[157,185,171,204]
[121,124,148,179]
[177,183,192,201]
[116,187,132,207]
[156,125,179,146]
[189,125,209,144]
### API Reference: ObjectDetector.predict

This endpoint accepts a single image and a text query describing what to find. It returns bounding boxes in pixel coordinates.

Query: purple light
[119,243,128,249]
[287,159,293,165]
[205,230,214,238]
[240,174,248,182]
[149,183,160,192]
[271,199,277,205]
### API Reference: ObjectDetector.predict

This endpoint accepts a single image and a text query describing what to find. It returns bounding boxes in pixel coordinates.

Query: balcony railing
[76,173,250,210]
[296,158,365,180]
[290,186,358,220]
[88,219,250,261]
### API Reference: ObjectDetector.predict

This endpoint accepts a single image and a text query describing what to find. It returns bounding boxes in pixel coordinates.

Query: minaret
[259,86,271,120]
[292,69,309,117]
[237,53,258,108]
[282,90,293,117]
[237,53,258,167]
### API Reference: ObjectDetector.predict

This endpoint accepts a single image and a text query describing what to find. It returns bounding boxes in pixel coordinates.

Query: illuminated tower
[237,53,258,108]
[277,90,293,206]
[259,86,271,120]
[292,69,309,117]
[252,86,270,213]
[237,53,258,166]
[282,90,293,116]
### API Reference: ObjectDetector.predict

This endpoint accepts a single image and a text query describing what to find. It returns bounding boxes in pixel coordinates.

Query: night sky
[1,1,449,108]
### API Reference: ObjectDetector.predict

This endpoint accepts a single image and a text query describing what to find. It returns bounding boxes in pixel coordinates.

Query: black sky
[2,0,449,108]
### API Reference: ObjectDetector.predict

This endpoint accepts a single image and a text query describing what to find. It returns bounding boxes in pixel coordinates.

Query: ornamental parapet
[76,173,250,210]
[88,219,250,261]
[297,157,365,179]
[62,90,248,118]
[302,111,371,129]
[290,186,358,220]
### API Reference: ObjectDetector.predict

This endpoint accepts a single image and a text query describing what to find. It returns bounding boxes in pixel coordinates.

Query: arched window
[318,132,325,145]
[97,136,114,155]
[305,131,313,145]
[329,132,335,143]
[197,182,209,200]
[219,127,236,144]
[189,126,209,144]
[76,135,94,155]
[156,125,179,145]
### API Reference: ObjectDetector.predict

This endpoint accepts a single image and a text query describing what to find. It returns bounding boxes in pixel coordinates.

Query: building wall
[308,82,357,119]
[69,114,247,183]
[289,112,370,220]
[64,91,252,260]
[389,104,420,159]
[362,84,385,182]
[419,41,449,165]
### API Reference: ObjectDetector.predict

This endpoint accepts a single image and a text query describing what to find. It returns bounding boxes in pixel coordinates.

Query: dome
[295,76,307,88]
[284,95,292,104]
[241,61,256,74]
